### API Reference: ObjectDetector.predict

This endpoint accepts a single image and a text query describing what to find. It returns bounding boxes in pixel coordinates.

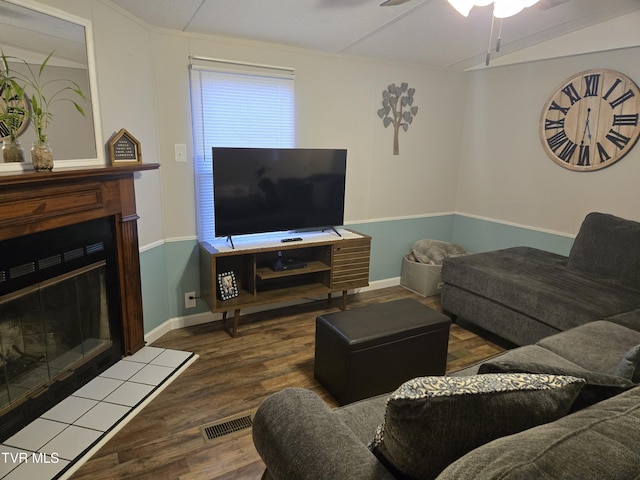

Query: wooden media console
[199,229,371,336]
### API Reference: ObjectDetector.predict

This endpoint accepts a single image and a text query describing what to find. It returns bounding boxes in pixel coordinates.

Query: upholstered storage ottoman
[314,298,451,405]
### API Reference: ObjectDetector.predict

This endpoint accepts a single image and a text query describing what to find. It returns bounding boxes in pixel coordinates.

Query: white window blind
[189,64,295,242]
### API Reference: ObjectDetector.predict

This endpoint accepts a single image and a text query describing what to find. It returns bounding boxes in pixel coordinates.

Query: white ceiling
[110,0,640,70]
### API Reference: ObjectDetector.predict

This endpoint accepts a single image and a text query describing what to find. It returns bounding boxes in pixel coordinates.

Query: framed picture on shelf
[107,128,142,165]
[217,271,239,300]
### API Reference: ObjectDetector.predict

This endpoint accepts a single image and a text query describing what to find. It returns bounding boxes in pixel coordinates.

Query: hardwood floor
[70,286,505,480]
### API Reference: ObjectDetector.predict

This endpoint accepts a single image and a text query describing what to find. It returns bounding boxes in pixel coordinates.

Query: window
[189,63,295,242]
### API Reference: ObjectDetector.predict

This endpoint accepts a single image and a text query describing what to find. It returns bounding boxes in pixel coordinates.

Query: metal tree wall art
[377,83,418,155]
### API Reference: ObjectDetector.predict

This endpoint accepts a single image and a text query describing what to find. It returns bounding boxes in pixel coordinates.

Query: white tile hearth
[0,347,197,480]
[73,376,124,401]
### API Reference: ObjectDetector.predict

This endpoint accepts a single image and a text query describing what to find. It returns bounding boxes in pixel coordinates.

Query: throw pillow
[368,373,585,480]
[615,344,640,383]
[478,360,636,411]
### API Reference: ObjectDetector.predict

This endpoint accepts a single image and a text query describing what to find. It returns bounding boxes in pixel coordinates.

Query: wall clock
[540,69,640,171]
[0,88,29,141]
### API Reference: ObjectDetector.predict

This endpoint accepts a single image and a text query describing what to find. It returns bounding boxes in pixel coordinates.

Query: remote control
[281,237,303,242]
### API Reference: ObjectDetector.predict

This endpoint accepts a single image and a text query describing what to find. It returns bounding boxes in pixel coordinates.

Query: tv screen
[212,147,347,237]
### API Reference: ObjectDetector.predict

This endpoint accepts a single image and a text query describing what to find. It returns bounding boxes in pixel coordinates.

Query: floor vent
[200,414,253,443]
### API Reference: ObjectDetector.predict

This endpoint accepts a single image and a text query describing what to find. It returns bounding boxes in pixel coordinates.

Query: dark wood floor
[70,286,505,480]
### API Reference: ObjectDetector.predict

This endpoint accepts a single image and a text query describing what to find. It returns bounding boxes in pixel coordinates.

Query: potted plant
[0,53,28,163]
[7,51,87,171]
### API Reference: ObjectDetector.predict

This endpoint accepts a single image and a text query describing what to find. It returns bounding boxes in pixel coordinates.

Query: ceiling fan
[380,0,571,65]
[380,0,570,8]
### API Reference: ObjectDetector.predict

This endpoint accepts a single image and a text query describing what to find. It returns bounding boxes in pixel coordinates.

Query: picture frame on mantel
[107,128,142,165]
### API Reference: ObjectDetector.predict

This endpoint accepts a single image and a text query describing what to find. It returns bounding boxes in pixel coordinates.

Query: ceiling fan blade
[380,0,412,6]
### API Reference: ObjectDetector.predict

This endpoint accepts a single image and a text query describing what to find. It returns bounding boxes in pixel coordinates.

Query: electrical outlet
[174,143,187,163]
[185,291,196,309]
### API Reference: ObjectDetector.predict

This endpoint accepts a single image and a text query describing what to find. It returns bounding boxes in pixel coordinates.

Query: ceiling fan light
[446,0,475,17]
[493,0,525,18]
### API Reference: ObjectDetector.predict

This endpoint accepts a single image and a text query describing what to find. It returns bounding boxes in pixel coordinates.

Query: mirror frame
[1,0,104,172]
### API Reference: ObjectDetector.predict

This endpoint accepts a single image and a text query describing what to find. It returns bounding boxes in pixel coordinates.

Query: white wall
[33,0,165,247]
[457,46,640,235]
[152,30,467,242]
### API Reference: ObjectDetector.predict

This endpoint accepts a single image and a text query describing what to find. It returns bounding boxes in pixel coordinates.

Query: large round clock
[540,69,640,171]
[0,86,29,141]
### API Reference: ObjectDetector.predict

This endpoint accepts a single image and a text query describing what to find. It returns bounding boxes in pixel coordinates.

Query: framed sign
[107,128,142,165]
[217,271,239,301]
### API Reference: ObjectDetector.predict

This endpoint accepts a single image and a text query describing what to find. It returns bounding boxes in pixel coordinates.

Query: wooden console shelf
[199,229,371,336]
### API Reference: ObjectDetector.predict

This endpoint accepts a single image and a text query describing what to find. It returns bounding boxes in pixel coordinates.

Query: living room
[103,0,640,337]
[1,0,640,478]
[2,0,636,334]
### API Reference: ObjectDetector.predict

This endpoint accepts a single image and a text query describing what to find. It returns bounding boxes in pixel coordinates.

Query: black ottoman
[314,298,451,405]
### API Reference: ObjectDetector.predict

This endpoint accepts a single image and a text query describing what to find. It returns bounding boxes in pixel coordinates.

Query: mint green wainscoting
[139,244,171,333]
[138,215,575,334]
[451,215,574,256]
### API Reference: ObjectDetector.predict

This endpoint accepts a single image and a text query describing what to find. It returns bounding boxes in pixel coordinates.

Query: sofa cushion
[605,309,640,333]
[568,212,640,292]
[334,393,388,445]
[478,360,636,411]
[615,344,640,383]
[536,320,640,374]
[369,374,584,480]
[436,386,640,480]
[451,344,593,377]
[441,246,640,334]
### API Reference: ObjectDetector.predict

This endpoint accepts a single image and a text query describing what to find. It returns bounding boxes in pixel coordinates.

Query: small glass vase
[2,139,25,163]
[31,141,54,171]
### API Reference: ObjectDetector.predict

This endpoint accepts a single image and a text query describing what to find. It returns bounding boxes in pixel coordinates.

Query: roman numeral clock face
[540,69,640,171]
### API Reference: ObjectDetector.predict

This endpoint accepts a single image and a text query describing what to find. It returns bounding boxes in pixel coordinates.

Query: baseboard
[143,277,401,345]
[144,311,218,344]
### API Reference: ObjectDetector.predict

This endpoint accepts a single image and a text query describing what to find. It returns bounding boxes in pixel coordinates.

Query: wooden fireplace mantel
[0,163,160,356]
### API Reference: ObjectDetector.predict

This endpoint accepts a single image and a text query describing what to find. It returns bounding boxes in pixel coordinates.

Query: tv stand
[199,229,371,337]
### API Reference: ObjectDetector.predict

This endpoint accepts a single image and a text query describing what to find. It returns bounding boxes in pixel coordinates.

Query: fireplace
[0,218,124,440]
[0,163,158,441]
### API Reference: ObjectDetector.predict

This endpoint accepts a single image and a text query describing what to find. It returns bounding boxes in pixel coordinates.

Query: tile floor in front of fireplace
[0,346,196,480]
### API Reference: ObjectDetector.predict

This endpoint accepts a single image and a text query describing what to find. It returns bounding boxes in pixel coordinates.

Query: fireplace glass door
[0,261,112,412]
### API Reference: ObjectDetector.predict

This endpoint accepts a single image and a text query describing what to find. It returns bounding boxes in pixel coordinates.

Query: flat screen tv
[212,147,347,238]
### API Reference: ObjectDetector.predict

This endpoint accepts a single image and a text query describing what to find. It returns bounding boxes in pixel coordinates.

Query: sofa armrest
[252,388,396,480]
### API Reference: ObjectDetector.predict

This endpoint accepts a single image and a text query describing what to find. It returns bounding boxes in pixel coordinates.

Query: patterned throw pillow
[369,374,585,480]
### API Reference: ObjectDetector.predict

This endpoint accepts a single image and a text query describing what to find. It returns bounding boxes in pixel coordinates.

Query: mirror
[0,0,103,169]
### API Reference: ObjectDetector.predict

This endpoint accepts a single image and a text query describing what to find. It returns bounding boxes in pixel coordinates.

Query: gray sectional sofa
[440,212,640,346]
[251,212,640,479]
[252,316,640,479]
